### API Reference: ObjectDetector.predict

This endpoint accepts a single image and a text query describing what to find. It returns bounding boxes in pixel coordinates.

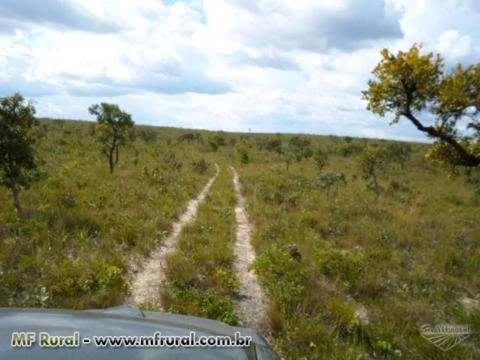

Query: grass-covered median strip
[238,143,480,359]
[161,166,240,325]
[0,119,214,309]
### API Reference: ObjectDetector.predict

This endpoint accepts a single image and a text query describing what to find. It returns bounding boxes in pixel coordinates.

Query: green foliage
[387,142,412,168]
[261,138,283,153]
[340,143,364,157]
[316,172,346,198]
[177,132,201,143]
[164,288,238,325]
[192,158,209,174]
[313,148,329,172]
[363,44,480,168]
[1,116,480,358]
[363,45,443,121]
[89,103,135,173]
[0,93,39,212]
[163,151,183,171]
[235,144,249,164]
[289,136,313,162]
[239,141,480,358]
[0,119,212,309]
[316,247,366,288]
[359,146,389,191]
[207,131,227,151]
[161,169,239,325]
[255,245,308,308]
[138,128,158,143]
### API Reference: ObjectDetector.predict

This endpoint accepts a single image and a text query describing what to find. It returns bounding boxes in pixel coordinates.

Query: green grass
[238,137,480,359]
[0,119,214,308]
[161,166,240,325]
[1,119,480,358]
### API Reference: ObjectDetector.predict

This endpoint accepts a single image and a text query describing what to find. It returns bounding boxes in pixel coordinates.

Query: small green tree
[359,147,389,191]
[387,142,412,169]
[289,136,313,162]
[0,93,39,212]
[313,149,329,172]
[89,103,134,173]
[316,172,346,198]
[262,138,283,153]
[281,145,295,171]
[235,144,249,164]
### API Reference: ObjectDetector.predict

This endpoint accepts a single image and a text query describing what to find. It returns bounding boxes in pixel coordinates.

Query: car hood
[0,307,277,360]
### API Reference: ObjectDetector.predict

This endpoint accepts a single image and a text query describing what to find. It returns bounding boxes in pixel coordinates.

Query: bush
[313,149,329,172]
[163,151,183,171]
[359,146,389,191]
[192,159,209,174]
[316,247,366,288]
[177,132,201,143]
[138,129,158,143]
[387,142,412,168]
[340,144,364,157]
[316,172,346,198]
[255,246,308,308]
[260,138,283,153]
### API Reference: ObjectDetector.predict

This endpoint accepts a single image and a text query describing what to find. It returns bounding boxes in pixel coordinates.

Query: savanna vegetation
[0,44,479,359]
[161,166,240,325]
[239,136,480,359]
[0,112,214,308]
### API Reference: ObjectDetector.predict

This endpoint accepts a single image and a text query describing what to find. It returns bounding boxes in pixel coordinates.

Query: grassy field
[0,119,214,308]
[1,118,480,358]
[161,165,240,325]
[239,137,480,359]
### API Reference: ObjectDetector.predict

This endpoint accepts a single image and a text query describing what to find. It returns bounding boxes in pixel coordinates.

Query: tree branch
[403,111,480,166]
[400,83,480,167]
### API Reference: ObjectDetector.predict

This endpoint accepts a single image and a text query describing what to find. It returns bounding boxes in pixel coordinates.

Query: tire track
[128,164,219,308]
[230,166,268,331]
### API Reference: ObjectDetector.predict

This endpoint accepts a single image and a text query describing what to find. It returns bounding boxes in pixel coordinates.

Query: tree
[89,103,134,173]
[289,136,313,162]
[316,172,346,198]
[0,93,39,212]
[359,146,389,191]
[363,44,480,170]
[235,144,249,164]
[262,138,282,154]
[387,142,412,169]
[313,149,329,172]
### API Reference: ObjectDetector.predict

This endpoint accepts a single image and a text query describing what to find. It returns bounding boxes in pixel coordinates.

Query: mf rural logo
[420,324,472,352]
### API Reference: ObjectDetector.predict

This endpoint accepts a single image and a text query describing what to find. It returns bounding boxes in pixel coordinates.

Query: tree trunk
[109,147,115,174]
[115,145,119,165]
[11,182,22,213]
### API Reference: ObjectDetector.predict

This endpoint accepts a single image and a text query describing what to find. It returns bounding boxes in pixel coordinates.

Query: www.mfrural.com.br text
[10,331,252,348]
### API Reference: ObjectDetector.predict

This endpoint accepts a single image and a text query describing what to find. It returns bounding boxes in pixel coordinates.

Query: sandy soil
[128,164,219,308]
[231,166,268,331]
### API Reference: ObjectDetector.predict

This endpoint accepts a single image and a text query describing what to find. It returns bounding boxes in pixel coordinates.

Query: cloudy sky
[0,0,478,141]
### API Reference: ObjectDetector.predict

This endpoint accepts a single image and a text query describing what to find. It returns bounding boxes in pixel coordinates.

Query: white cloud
[0,0,478,141]
[437,30,472,59]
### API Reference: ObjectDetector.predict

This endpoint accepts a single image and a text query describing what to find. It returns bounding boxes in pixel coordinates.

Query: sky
[0,0,478,141]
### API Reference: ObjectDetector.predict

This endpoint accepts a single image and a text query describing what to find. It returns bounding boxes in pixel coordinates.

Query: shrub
[387,142,412,168]
[316,172,346,198]
[163,151,183,171]
[192,159,209,174]
[340,144,364,157]
[359,146,389,191]
[316,247,367,288]
[138,129,158,143]
[313,149,329,172]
